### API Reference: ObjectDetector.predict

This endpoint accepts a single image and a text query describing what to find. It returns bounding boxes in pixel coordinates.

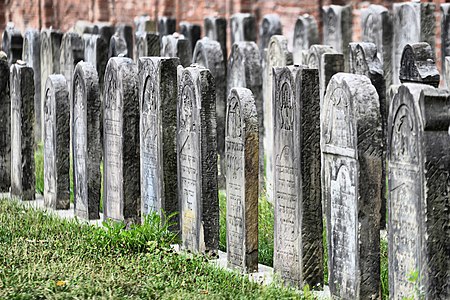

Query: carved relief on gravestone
[204,16,227,60]
[0,58,10,192]
[293,15,319,64]
[230,13,256,44]
[399,42,439,87]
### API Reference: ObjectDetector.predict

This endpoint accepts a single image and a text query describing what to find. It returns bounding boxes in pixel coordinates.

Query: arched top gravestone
[230,13,256,44]
[307,44,336,69]
[293,14,319,64]
[399,42,439,87]
[161,34,192,67]
[259,14,282,55]
[204,16,227,59]
[349,42,382,77]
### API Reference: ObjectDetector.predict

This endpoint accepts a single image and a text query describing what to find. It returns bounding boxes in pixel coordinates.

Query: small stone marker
[44,75,70,209]
[258,14,282,57]
[10,62,35,200]
[293,14,319,65]
[2,26,23,66]
[225,87,258,273]
[0,57,10,192]
[83,34,108,91]
[399,42,439,87]
[138,57,179,227]
[103,57,140,223]
[177,64,218,255]
[161,34,192,67]
[72,62,101,220]
[135,32,160,58]
[180,22,201,53]
[273,65,323,288]
[204,16,227,61]
[230,13,256,44]
[322,73,382,299]
[158,16,176,36]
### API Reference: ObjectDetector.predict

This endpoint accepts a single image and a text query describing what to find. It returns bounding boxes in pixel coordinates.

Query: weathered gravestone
[94,22,115,48]
[138,57,179,227]
[116,24,133,60]
[193,38,226,188]
[263,35,292,203]
[441,4,450,88]
[72,62,101,220]
[204,16,227,61]
[225,87,258,273]
[446,57,450,88]
[2,26,23,66]
[293,14,319,65]
[399,43,439,88]
[135,32,160,59]
[230,13,256,44]
[83,34,108,92]
[177,65,218,255]
[392,1,435,85]
[322,5,352,71]
[0,56,11,192]
[134,15,156,34]
[161,34,192,67]
[180,22,201,53]
[23,29,41,142]
[10,62,35,200]
[361,4,393,88]
[273,65,323,288]
[109,33,129,58]
[44,75,70,209]
[322,73,382,299]
[103,57,140,223]
[158,16,176,37]
[258,14,282,57]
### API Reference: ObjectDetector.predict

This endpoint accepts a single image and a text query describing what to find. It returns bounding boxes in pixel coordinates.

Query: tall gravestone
[177,65,218,255]
[116,24,133,60]
[161,34,192,67]
[0,57,10,192]
[258,14,282,57]
[442,4,450,88]
[10,62,35,200]
[2,27,23,66]
[361,4,393,88]
[158,17,176,37]
[135,32,160,58]
[293,15,319,65]
[180,22,201,53]
[103,57,140,223]
[23,29,41,142]
[392,2,435,85]
[83,34,108,92]
[94,22,115,48]
[273,65,323,288]
[230,13,256,44]
[204,16,227,62]
[263,35,292,203]
[225,87,258,272]
[72,62,101,220]
[322,73,382,299]
[138,57,179,227]
[44,75,70,209]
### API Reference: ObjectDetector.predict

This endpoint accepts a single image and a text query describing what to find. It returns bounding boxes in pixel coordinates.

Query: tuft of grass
[34,143,44,195]
[381,237,388,299]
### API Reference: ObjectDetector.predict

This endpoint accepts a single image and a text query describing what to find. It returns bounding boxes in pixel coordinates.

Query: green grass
[34,144,44,195]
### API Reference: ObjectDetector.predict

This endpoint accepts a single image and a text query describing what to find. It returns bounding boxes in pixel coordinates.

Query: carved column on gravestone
[177,65,218,255]
[10,62,35,200]
[258,14,282,57]
[273,65,323,289]
[180,22,201,53]
[204,16,227,62]
[0,58,11,192]
[2,27,23,66]
[293,15,319,65]
[72,62,101,220]
[103,57,140,224]
[230,13,256,44]
[44,75,70,210]
[322,73,382,299]
[161,34,192,67]
[225,87,258,273]
[158,17,176,37]
[135,32,160,59]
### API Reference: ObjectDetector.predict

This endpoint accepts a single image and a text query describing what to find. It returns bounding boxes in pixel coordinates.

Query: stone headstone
[83,34,108,92]
[2,27,23,66]
[94,22,115,47]
[161,34,192,67]
[23,29,41,143]
[158,16,176,37]
[399,42,439,87]
[177,64,218,255]
[263,35,292,203]
[180,22,201,53]
[44,74,70,209]
[73,20,96,35]
[441,4,450,88]
[193,38,226,188]
[72,62,101,220]
[225,87,258,273]
[134,15,156,33]
[108,33,129,58]
[204,16,227,61]
[0,58,10,192]
[135,32,160,59]
[293,14,319,65]
[103,57,140,223]
[115,24,133,60]
[138,57,179,226]
[361,4,393,88]
[445,57,450,88]
[322,73,382,299]
[258,14,282,57]
[273,65,323,288]
[392,2,435,85]
[230,13,256,44]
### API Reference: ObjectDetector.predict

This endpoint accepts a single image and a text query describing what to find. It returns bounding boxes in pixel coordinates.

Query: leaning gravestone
[10,62,35,200]
[230,13,256,44]
[161,34,192,67]
[322,73,382,299]
[138,57,180,227]
[44,75,70,209]
[293,14,319,65]
[273,65,323,288]
[177,64,219,255]
[258,14,282,57]
[83,34,108,92]
[0,56,10,192]
[1,26,23,66]
[204,16,227,61]
[158,16,176,37]
[135,32,160,58]
[103,57,140,223]
[180,22,201,53]
[23,29,41,142]
[72,62,101,220]
[225,87,259,273]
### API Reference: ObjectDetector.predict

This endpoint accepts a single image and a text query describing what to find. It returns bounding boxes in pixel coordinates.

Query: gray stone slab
[161,34,192,68]
[293,14,319,65]
[399,42,439,87]
[158,17,176,37]
[135,32,160,59]
[115,24,134,60]
[258,14,282,57]
[204,16,227,61]
[108,33,129,58]
[180,22,201,53]
[0,58,10,192]
[230,13,256,44]
[134,15,156,34]
[82,34,108,92]
[1,27,23,66]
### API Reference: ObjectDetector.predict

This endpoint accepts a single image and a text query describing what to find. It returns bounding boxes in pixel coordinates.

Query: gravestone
[441,4,450,88]
[161,34,192,67]
[116,24,133,60]
[83,34,108,91]
[180,22,201,53]
[73,20,96,35]
[0,57,10,192]
[273,65,323,288]
[322,5,352,71]
[177,65,218,255]
[23,29,41,142]
[2,27,23,66]
[322,73,382,299]
[399,43,439,87]
[392,2,435,85]
[158,16,176,37]
[230,13,256,44]
[10,62,35,200]
[138,57,179,226]
[204,16,227,61]
[109,33,129,58]
[103,57,140,223]
[134,15,156,33]
[225,87,258,273]
[135,32,160,58]
[263,35,292,203]
[72,62,101,220]
[258,14,282,57]
[446,57,450,88]
[44,75,70,209]
[293,14,319,65]
[193,38,226,188]
[361,4,393,88]
[94,22,115,47]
